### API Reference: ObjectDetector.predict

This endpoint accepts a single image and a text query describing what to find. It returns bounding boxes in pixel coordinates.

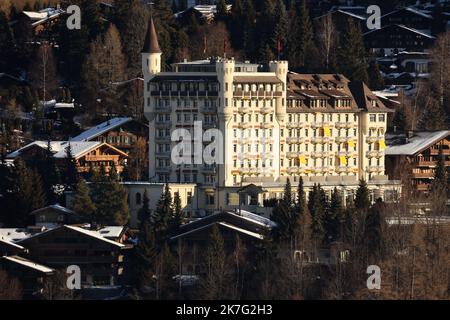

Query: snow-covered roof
[70,117,132,142]
[54,102,74,109]
[364,24,435,39]
[171,221,264,240]
[30,204,75,215]
[7,141,103,159]
[65,226,125,247]
[229,210,277,228]
[0,237,26,250]
[0,228,30,242]
[385,131,450,155]
[22,8,64,27]
[381,6,433,20]
[1,256,54,274]
[97,226,126,239]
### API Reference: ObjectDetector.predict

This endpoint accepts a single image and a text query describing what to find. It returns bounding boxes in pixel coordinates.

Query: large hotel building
[133,18,401,221]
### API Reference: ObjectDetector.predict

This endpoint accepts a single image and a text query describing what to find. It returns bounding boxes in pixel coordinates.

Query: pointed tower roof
[142,17,161,54]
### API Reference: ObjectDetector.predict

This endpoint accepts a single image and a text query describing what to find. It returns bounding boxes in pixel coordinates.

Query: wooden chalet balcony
[415,183,430,191]
[84,155,119,161]
[430,149,450,155]
[412,172,433,179]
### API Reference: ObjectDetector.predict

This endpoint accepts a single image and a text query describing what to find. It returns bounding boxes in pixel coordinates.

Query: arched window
[136,193,142,205]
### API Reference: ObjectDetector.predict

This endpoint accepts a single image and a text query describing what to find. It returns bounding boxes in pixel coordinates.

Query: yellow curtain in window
[324,126,331,137]
[299,156,307,164]
[339,156,347,165]
[348,140,355,148]
[379,140,386,149]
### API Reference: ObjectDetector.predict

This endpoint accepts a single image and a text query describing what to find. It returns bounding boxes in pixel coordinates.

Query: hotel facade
[134,18,401,222]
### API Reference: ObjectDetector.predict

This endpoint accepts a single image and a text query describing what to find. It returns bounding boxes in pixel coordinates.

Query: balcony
[286,152,298,158]
[260,122,273,129]
[286,122,299,128]
[155,106,172,113]
[260,106,274,114]
[286,137,299,144]
[201,106,217,113]
[238,122,251,129]
[336,166,347,173]
[366,150,383,158]
[335,122,347,129]
[366,136,378,143]
[201,165,216,173]
[155,136,171,142]
[155,120,171,126]
[155,150,171,157]
[368,166,384,173]
[412,172,433,179]
[287,167,299,174]
[238,106,250,114]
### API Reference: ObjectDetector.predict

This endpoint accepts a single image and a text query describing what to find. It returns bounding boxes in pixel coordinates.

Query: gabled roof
[170,210,276,241]
[381,6,433,20]
[0,237,26,251]
[16,225,126,248]
[7,141,128,159]
[364,24,435,39]
[71,117,133,142]
[348,81,393,112]
[385,131,450,155]
[30,204,75,216]
[0,255,54,274]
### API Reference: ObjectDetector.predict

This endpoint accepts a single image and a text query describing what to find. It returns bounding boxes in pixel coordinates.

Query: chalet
[364,24,435,55]
[16,225,130,287]
[380,7,434,36]
[31,204,82,228]
[0,255,55,296]
[70,117,148,154]
[170,210,276,275]
[13,8,64,36]
[314,6,369,32]
[175,4,232,24]
[6,140,128,175]
[385,131,450,194]
[0,236,26,256]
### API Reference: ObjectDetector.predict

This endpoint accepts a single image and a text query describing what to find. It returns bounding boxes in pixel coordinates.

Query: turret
[269,60,288,121]
[142,17,162,77]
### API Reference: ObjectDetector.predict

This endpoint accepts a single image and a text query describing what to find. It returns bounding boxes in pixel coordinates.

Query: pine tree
[283,177,293,207]
[364,198,385,260]
[152,184,173,240]
[367,59,385,90]
[58,0,103,83]
[287,0,316,71]
[81,24,126,116]
[90,164,129,225]
[63,143,78,190]
[4,159,46,226]
[326,188,344,243]
[354,179,370,212]
[172,191,184,230]
[271,178,296,242]
[71,179,96,223]
[338,18,368,83]
[432,147,447,193]
[257,0,276,62]
[135,215,157,293]
[273,0,288,58]
[138,190,151,225]
[114,0,149,77]
[0,10,15,73]
[308,184,326,243]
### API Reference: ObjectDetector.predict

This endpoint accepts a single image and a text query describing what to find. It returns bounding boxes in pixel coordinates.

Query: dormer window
[371,100,376,107]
